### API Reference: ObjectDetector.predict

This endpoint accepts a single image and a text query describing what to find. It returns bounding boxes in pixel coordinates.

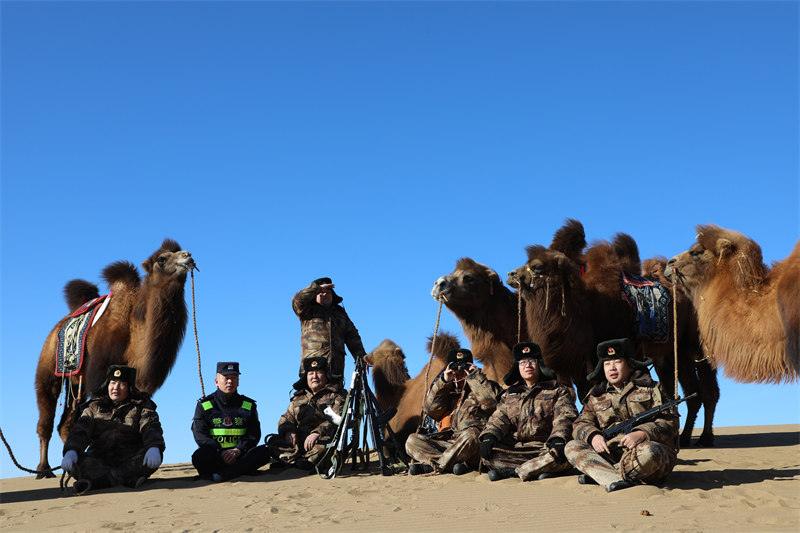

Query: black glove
[480,435,498,461]
[546,437,566,463]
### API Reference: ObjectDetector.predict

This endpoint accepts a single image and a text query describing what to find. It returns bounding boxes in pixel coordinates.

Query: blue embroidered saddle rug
[620,272,670,343]
[55,293,111,377]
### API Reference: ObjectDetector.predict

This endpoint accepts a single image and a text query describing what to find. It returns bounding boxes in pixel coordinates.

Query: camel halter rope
[417,298,445,432]
[191,268,205,397]
[0,426,63,476]
[671,272,679,400]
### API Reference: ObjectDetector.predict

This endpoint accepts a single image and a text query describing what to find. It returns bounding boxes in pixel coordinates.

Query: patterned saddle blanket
[620,272,670,342]
[55,293,112,376]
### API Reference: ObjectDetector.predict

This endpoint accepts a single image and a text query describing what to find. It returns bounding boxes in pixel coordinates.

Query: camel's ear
[715,238,734,258]
[141,257,154,274]
[485,267,500,295]
[393,346,405,359]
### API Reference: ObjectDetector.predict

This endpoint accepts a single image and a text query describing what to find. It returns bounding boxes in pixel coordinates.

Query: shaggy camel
[430,258,524,384]
[642,257,719,447]
[34,239,195,478]
[364,332,458,448]
[508,220,718,445]
[665,225,800,383]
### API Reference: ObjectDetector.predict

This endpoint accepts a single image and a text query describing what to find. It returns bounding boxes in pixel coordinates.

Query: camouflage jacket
[424,369,503,432]
[277,383,347,442]
[573,374,679,451]
[292,281,366,378]
[480,380,577,445]
[64,392,165,463]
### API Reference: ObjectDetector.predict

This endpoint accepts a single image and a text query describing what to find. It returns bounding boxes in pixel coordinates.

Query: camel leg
[676,359,701,448]
[35,373,61,479]
[694,359,719,447]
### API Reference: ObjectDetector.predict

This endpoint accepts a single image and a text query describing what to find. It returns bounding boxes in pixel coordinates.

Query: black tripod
[318,354,408,478]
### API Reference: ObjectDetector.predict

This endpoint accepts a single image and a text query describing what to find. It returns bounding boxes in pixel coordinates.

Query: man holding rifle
[565,338,680,492]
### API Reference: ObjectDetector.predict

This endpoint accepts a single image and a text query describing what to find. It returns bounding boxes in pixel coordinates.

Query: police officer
[191,362,272,482]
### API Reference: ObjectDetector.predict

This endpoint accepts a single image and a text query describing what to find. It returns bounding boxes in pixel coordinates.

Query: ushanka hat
[96,364,139,396]
[293,356,329,390]
[503,342,556,385]
[312,277,343,304]
[586,338,653,382]
[446,348,473,366]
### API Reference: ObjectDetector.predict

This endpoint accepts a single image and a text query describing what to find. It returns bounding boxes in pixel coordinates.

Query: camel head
[141,238,197,283]
[665,225,768,298]
[431,258,502,309]
[507,245,575,295]
[365,339,410,386]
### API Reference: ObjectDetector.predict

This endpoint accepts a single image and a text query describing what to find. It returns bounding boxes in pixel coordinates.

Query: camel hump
[550,219,587,261]
[612,232,641,273]
[426,330,460,362]
[101,261,142,288]
[63,279,100,312]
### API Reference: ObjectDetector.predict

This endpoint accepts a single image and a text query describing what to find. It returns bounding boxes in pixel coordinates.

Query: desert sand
[1,424,798,533]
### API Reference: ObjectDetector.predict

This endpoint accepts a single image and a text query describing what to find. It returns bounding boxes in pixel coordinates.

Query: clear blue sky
[1,1,798,479]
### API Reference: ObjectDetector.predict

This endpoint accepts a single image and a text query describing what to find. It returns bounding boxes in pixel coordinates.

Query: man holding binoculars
[405,348,503,476]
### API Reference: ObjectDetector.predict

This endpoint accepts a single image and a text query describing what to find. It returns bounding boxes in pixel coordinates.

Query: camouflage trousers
[482,441,572,481]
[405,426,481,472]
[565,438,677,490]
[73,450,156,489]
[266,434,328,467]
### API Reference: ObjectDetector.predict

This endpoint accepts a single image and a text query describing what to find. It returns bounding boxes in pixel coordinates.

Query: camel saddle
[619,273,670,343]
[55,293,112,377]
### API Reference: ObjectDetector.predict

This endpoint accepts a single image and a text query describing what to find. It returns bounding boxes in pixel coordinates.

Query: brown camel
[430,258,524,384]
[34,239,195,478]
[508,220,718,445]
[665,225,800,384]
[642,257,719,447]
[364,332,458,448]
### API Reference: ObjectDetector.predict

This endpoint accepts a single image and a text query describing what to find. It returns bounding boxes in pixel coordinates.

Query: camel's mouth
[179,257,198,272]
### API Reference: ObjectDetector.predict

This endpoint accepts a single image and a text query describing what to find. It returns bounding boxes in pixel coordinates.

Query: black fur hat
[446,348,473,366]
[503,342,556,385]
[586,338,652,382]
[96,364,139,396]
[293,356,329,390]
[312,277,343,304]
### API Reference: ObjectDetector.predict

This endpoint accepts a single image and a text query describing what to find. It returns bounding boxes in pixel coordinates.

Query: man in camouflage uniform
[266,356,347,470]
[405,348,502,475]
[191,362,272,482]
[61,365,165,494]
[292,277,367,385]
[565,338,680,492]
[479,342,578,481]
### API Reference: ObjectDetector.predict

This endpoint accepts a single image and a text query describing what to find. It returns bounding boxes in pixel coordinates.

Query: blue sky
[1,1,798,479]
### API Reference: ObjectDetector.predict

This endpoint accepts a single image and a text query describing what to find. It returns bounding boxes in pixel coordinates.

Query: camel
[34,239,195,478]
[364,332,457,448]
[508,220,718,445]
[430,258,524,384]
[642,257,719,447]
[665,225,800,384]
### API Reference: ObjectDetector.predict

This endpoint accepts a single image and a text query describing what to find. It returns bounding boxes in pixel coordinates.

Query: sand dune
[1,425,798,533]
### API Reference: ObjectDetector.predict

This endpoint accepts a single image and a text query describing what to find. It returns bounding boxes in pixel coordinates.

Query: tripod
[318,355,408,479]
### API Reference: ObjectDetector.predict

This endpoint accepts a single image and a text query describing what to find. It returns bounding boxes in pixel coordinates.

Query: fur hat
[503,342,556,385]
[312,277,343,305]
[96,364,139,396]
[446,348,473,366]
[586,338,653,382]
[293,356,329,390]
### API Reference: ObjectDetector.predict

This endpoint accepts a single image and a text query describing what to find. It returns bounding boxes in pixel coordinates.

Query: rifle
[602,392,698,440]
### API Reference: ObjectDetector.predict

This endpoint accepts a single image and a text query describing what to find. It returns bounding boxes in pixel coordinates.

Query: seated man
[479,342,578,481]
[266,356,347,470]
[191,362,272,482]
[565,338,680,492]
[61,365,165,494]
[405,348,502,475]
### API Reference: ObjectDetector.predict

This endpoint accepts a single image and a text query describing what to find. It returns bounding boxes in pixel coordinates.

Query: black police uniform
[191,388,271,481]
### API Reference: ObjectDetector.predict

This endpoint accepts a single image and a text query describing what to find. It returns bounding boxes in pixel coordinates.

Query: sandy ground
[1,424,798,533]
